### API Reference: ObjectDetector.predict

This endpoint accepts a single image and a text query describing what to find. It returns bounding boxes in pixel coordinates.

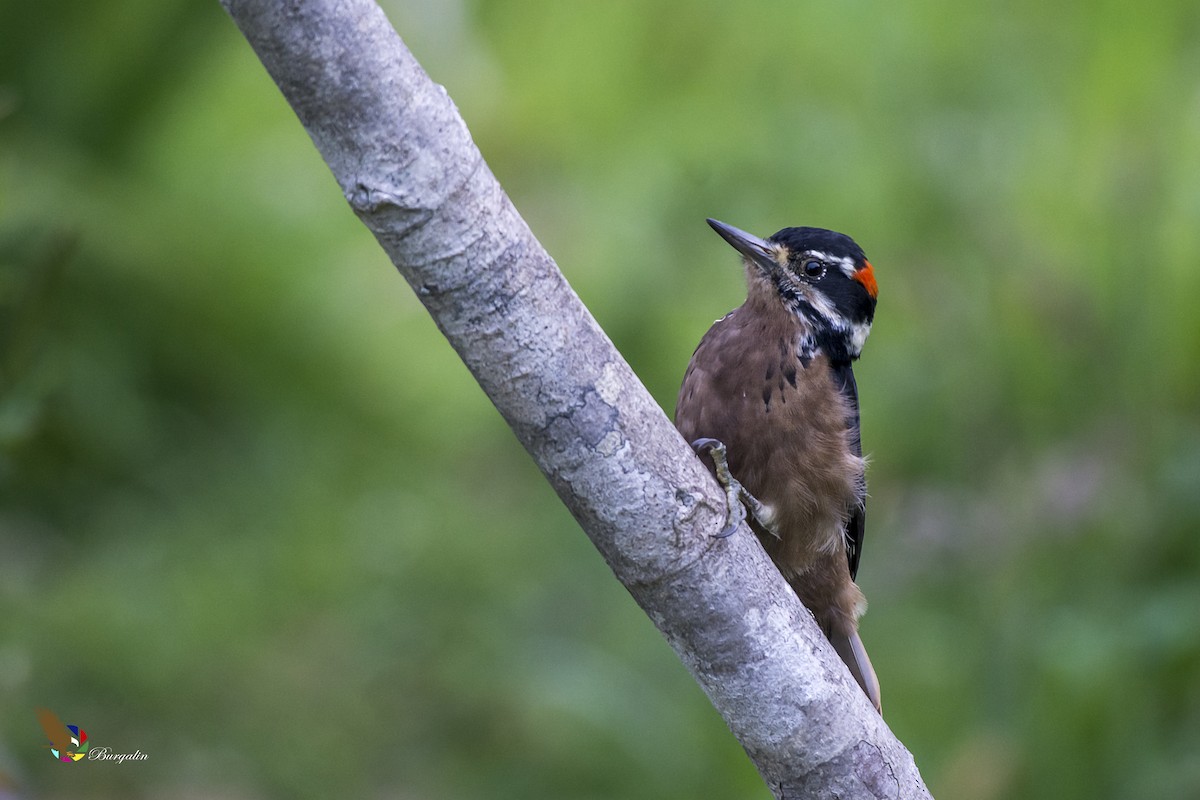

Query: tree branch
[218,1,932,796]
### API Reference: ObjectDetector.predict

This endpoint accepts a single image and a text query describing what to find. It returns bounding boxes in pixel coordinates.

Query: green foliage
[2,0,1199,797]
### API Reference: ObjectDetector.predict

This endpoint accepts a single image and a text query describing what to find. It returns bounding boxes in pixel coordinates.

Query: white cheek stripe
[849,321,871,356]
[799,284,847,330]
[792,285,872,357]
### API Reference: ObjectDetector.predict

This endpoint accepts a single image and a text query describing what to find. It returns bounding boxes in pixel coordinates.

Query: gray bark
[218,1,933,797]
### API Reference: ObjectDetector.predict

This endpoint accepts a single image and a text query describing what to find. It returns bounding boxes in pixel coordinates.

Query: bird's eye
[802,259,825,279]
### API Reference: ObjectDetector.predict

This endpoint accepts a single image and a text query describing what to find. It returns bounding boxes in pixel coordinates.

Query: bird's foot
[690,438,780,539]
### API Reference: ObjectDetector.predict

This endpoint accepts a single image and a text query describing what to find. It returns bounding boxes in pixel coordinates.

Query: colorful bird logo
[35,708,89,762]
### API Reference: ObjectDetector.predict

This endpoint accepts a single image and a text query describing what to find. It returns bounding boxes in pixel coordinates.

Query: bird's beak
[706,218,777,274]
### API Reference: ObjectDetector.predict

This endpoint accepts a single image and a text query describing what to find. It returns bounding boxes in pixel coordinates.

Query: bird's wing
[831,361,866,580]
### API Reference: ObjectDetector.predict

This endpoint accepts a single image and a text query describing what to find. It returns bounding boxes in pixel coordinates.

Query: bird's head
[707,218,877,363]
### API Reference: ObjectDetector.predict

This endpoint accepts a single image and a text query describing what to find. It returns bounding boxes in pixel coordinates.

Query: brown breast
[674,300,863,575]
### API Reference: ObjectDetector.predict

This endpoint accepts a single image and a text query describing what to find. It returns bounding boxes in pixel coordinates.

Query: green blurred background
[3,0,1199,797]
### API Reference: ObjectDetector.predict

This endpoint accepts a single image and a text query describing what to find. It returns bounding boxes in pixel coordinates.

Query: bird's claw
[691,437,777,539]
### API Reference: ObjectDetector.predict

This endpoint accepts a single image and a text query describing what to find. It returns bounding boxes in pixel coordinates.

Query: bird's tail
[829,627,882,714]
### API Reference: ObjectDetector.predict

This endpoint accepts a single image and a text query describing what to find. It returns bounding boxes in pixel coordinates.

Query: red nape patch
[854,261,878,298]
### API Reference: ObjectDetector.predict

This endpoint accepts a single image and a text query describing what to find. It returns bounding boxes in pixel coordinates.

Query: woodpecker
[675,218,882,712]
